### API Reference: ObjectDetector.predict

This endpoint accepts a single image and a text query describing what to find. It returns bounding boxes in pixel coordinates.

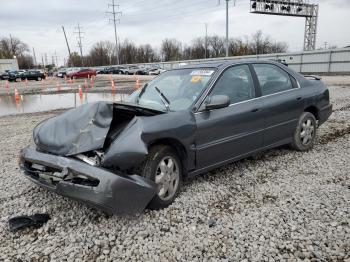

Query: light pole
[205,23,208,59]
[225,0,229,57]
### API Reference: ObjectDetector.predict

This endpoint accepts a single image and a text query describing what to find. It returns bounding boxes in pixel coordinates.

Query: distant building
[0,59,19,71]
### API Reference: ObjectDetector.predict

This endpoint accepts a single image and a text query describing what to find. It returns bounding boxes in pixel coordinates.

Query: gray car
[19,60,332,215]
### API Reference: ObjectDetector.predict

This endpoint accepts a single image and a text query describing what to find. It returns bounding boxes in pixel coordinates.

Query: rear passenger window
[253,64,293,96]
[210,65,255,104]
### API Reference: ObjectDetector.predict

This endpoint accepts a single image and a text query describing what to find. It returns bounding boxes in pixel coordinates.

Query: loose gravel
[0,84,349,261]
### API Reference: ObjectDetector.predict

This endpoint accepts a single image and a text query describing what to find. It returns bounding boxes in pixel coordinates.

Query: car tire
[37,77,42,81]
[139,145,182,210]
[291,112,317,151]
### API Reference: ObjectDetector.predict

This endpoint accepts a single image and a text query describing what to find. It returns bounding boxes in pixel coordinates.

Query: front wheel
[291,112,317,151]
[139,145,182,210]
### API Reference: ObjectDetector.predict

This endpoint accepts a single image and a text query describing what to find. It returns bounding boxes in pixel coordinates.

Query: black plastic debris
[208,218,217,228]
[9,213,51,232]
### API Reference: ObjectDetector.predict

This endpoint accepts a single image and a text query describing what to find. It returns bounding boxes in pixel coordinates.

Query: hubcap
[155,156,180,201]
[300,119,315,145]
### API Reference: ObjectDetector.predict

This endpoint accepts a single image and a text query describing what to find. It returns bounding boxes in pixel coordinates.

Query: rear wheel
[139,145,182,210]
[291,112,317,151]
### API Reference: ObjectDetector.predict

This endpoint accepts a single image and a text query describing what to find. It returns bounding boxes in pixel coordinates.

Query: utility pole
[74,23,85,66]
[205,23,208,59]
[225,0,229,57]
[32,47,37,67]
[54,51,58,67]
[107,0,122,65]
[62,26,72,65]
[219,0,236,57]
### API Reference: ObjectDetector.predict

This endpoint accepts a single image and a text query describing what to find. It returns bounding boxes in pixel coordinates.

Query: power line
[107,0,122,65]
[74,23,85,65]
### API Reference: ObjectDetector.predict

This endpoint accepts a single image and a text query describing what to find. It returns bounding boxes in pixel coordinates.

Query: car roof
[180,59,281,69]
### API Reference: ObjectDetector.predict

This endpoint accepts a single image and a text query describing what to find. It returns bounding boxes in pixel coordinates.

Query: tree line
[70,30,288,67]
[1,30,288,69]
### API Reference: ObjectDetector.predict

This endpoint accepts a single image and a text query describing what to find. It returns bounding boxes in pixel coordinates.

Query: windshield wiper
[154,86,171,111]
[136,83,148,104]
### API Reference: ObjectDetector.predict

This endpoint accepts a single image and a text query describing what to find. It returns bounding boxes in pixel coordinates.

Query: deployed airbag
[33,102,114,156]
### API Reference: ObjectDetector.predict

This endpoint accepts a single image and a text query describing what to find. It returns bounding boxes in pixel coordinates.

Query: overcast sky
[1,0,349,65]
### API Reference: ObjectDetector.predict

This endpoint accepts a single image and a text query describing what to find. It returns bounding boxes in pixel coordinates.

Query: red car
[67,68,96,79]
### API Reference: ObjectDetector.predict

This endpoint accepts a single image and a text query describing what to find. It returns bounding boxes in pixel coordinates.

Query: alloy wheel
[300,118,315,145]
[155,156,180,201]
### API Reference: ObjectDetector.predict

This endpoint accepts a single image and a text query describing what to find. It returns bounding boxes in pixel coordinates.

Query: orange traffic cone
[135,78,141,90]
[14,88,20,101]
[56,81,61,91]
[78,85,83,98]
[90,75,95,86]
[111,80,116,91]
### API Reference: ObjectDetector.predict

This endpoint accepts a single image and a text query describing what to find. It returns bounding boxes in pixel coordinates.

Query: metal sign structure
[250,0,319,51]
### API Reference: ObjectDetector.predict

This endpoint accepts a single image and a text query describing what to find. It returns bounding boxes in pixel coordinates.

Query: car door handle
[296,97,302,101]
[251,108,260,113]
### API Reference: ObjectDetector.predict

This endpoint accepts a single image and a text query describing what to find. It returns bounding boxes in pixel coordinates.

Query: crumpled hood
[33,102,114,156]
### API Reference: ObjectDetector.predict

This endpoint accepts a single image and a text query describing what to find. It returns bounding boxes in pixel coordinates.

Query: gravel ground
[0,85,349,261]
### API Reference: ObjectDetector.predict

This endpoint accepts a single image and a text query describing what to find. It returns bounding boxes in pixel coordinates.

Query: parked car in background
[121,66,145,75]
[110,66,127,74]
[8,70,45,82]
[0,70,10,80]
[148,67,166,75]
[19,60,332,215]
[57,68,68,78]
[67,68,96,79]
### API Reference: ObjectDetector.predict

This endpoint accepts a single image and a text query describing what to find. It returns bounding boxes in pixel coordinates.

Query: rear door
[195,64,264,170]
[252,63,303,147]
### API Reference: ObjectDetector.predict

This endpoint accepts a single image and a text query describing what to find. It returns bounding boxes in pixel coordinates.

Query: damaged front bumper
[19,147,158,215]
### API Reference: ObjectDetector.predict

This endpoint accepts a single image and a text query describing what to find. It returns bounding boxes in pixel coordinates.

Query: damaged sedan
[19,60,332,215]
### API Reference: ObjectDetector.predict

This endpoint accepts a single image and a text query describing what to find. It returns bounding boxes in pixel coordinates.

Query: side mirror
[205,95,230,110]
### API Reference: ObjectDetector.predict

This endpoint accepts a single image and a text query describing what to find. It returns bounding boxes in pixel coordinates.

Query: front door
[195,64,264,170]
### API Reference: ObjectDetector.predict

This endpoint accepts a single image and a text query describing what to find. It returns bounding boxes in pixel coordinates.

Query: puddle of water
[0,92,129,117]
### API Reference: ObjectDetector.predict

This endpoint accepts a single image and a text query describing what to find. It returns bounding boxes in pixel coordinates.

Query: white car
[148,68,166,75]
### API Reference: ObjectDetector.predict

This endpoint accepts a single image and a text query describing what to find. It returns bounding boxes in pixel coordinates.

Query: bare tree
[190,37,206,59]
[208,36,225,57]
[89,41,114,66]
[0,36,29,58]
[161,39,182,61]
[67,52,82,67]
[17,55,34,69]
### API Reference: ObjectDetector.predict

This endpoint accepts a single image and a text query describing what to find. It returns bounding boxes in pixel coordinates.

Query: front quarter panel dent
[102,111,197,171]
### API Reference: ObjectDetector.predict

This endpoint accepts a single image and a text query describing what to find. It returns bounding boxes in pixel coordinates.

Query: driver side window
[210,65,255,104]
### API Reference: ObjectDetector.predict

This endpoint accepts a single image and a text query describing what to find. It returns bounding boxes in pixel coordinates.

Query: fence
[130,47,350,74]
[0,59,19,71]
